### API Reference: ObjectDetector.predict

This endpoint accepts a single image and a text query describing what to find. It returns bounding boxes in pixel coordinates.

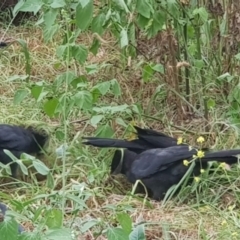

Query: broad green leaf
[92,13,105,35]
[151,64,164,74]
[32,160,50,175]
[31,85,43,100]
[117,213,132,234]
[73,91,93,110]
[92,81,111,95]
[45,228,72,240]
[14,0,43,15]
[50,0,66,8]
[129,224,146,240]
[90,115,104,126]
[43,24,59,42]
[136,0,152,18]
[14,89,29,104]
[113,0,130,13]
[142,64,154,82]
[0,218,19,240]
[193,7,208,23]
[95,124,114,137]
[45,209,63,229]
[136,14,149,29]
[79,220,99,233]
[120,28,128,48]
[43,9,59,27]
[76,0,93,30]
[110,79,121,96]
[72,45,88,64]
[44,98,59,117]
[89,38,100,55]
[107,227,129,240]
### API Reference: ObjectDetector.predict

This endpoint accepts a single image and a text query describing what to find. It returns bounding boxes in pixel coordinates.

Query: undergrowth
[0,0,240,239]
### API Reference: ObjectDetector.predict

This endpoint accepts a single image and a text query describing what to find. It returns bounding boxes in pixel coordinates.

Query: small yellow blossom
[197,150,205,158]
[194,177,200,183]
[183,160,190,166]
[200,169,205,173]
[177,137,183,145]
[197,136,205,143]
[228,205,235,211]
[221,220,227,226]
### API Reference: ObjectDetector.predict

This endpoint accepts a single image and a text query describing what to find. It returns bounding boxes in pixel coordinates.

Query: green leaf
[43,24,59,42]
[107,227,129,240]
[92,81,111,95]
[45,209,63,229]
[217,72,234,82]
[117,213,132,234]
[95,124,114,137]
[92,13,105,35]
[50,0,66,8]
[193,7,208,23]
[14,89,29,104]
[44,228,72,240]
[76,0,93,30]
[14,0,43,15]
[136,0,152,18]
[43,9,59,27]
[151,64,164,74]
[31,85,44,101]
[113,0,130,13]
[120,28,128,48]
[235,53,240,60]
[129,224,146,240]
[80,220,99,233]
[207,98,215,109]
[3,150,28,175]
[90,38,100,55]
[73,91,93,110]
[142,64,154,82]
[72,45,88,64]
[32,159,50,175]
[136,14,149,29]
[110,79,121,96]
[90,115,104,127]
[0,218,19,240]
[44,98,59,117]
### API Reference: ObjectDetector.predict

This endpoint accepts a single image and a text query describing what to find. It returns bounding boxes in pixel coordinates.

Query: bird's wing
[131,145,197,179]
[134,126,171,137]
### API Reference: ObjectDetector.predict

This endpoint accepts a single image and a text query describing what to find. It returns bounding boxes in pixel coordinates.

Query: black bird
[0,124,48,178]
[83,127,240,200]
[0,202,24,233]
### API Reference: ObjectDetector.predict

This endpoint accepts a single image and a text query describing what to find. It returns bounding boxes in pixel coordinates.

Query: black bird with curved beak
[83,126,240,200]
[0,124,48,178]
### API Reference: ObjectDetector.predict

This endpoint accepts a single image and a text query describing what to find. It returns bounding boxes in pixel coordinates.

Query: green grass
[1,23,240,240]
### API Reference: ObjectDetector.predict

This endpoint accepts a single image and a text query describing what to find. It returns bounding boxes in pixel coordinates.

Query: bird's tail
[82,137,146,150]
[202,149,240,164]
